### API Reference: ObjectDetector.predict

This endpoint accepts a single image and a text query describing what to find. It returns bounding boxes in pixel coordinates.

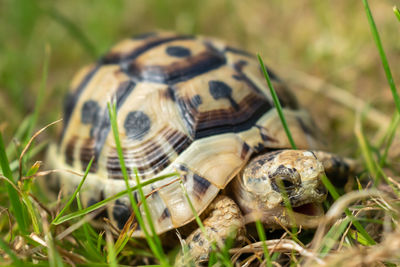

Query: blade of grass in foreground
[52,173,177,224]
[258,54,299,249]
[362,0,400,116]
[257,54,297,150]
[255,220,273,267]
[0,131,28,234]
[106,230,118,267]
[52,157,94,224]
[76,193,104,262]
[107,103,168,265]
[354,115,378,181]
[394,6,400,22]
[378,112,399,167]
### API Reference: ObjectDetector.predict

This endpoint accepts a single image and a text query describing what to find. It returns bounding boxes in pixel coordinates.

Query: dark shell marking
[65,136,78,166]
[62,65,101,139]
[79,80,136,172]
[81,100,100,125]
[192,174,212,200]
[113,200,132,230]
[166,46,191,58]
[124,111,151,140]
[80,139,97,172]
[102,35,194,64]
[158,208,171,222]
[124,48,226,84]
[87,195,108,219]
[209,80,239,111]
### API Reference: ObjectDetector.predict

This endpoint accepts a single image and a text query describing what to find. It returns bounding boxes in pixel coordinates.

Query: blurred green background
[0,0,399,151]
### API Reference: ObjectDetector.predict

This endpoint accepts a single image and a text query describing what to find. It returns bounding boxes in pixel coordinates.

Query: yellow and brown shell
[45,31,321,236]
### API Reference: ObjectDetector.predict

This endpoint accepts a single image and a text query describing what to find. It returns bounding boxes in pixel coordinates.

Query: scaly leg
[177,195,245,265]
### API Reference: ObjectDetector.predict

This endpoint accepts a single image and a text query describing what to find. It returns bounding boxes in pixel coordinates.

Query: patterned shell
[47,31,322,236]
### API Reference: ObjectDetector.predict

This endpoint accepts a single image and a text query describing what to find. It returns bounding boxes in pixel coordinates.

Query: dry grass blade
[230,239,325,265]
[18,119,62,180]
[0,174,22,193]
[22,168,85,181]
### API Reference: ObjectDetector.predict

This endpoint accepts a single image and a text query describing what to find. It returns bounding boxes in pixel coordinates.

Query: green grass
[394,6,400,22]
[258,54,298,150]
[52,157,94,224]
[51,173,177,225]
[0,131,29,235]
[1,1,400,266]
[255,220,272,267]
[362,0,400,116]
[107,102,168,265]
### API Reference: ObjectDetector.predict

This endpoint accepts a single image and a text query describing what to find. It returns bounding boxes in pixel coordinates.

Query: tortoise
[43,31,354,263]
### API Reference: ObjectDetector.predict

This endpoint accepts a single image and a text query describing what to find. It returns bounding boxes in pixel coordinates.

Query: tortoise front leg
[312,150,357,186]
[177,195,245,265]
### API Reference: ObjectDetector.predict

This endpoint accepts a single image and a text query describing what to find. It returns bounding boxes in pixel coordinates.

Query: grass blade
[52,173,177,225]
[394,6,400,22]
[354,114,378,180]
[52,157,94,224]
[378,112,399,166]
[0,131,28,234]
[107,102,168,265]
[76,193,104,262]
[255,220,272,267]
[362,0,400,115]
[257,54,297,149]
[106,230,118,267]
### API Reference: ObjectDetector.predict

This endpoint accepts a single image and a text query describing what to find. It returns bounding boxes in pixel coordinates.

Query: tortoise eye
[273,177,297,191]
[281,178,295,189]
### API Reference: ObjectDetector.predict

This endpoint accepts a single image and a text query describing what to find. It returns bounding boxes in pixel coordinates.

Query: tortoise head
[233,150,327,228]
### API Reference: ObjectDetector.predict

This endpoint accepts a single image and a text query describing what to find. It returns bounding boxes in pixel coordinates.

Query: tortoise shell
[46,31,322,236]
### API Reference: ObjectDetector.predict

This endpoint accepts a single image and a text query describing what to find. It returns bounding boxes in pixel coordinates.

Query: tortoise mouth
[292,202,323,217]
[243,202,324,228]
